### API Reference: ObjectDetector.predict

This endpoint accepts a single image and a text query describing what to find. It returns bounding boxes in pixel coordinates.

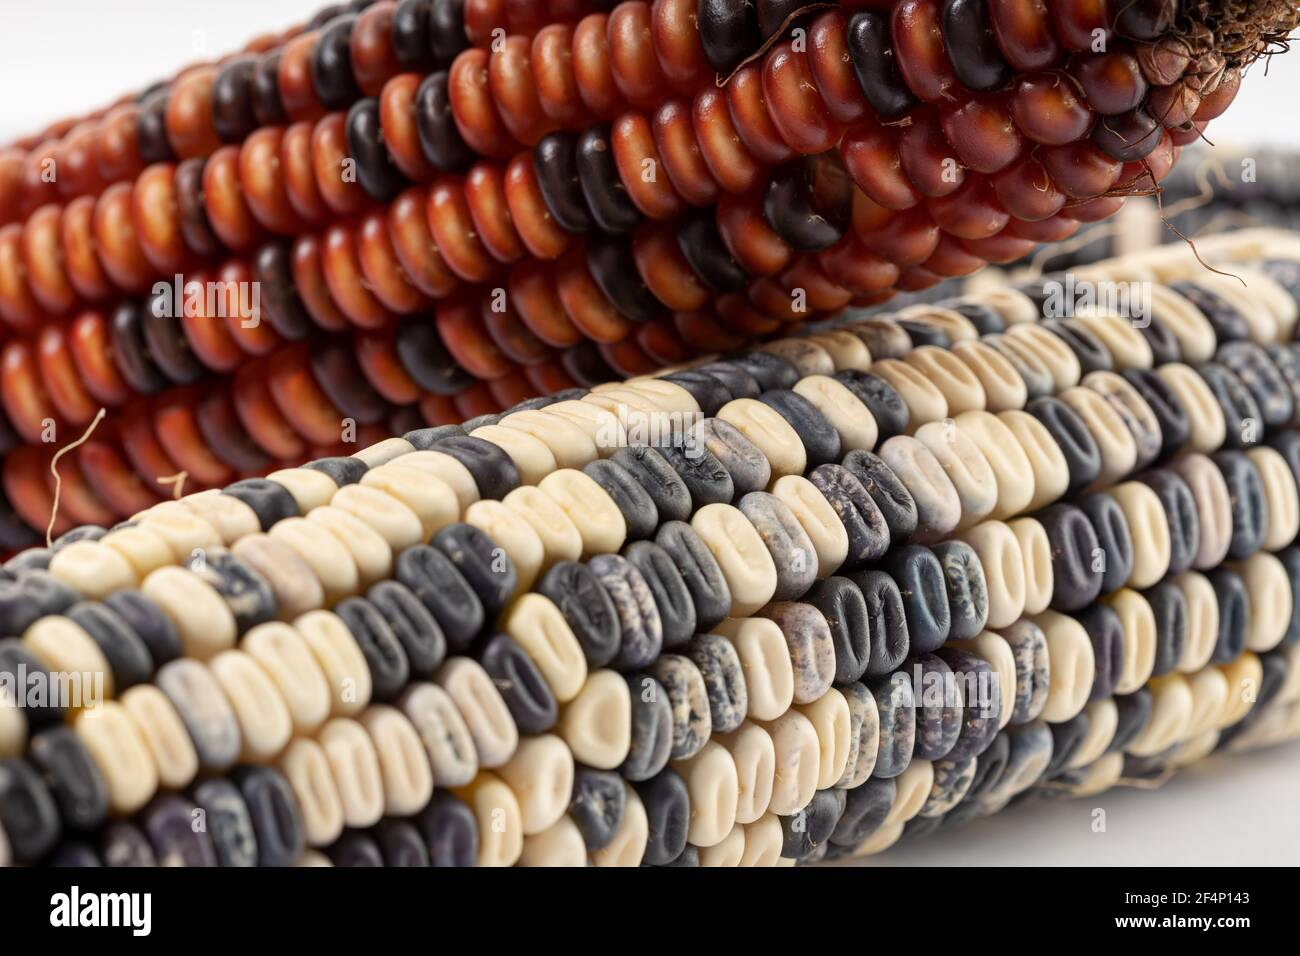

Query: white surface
[4,0,1300,146]
[1212,51,1300,151]
[842,738,1300,867]
[0,0,328,142]
[1,2,1298,866]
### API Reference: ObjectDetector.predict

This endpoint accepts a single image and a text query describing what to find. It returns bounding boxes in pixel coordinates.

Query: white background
[2,0,1300,147]
[2,1,1298,865]
[848,738,1300,866]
